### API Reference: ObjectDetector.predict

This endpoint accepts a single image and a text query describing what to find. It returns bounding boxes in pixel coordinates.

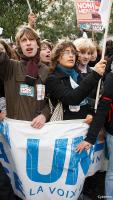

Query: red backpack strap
[102,96,112,101]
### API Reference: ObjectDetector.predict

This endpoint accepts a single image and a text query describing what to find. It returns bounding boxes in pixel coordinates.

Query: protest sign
[75,0,103,32]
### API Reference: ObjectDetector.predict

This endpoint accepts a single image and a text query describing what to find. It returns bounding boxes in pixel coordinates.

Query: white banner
[0,119,105,200]
[99,0,113,28]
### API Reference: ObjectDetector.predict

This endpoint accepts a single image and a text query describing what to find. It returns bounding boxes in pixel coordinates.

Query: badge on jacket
[36,84,45,100]
[19,84,34,97]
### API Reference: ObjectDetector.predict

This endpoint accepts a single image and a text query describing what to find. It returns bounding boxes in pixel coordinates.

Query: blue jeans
[105,133,113,200]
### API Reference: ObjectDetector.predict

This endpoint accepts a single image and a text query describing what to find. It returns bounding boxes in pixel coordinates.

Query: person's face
[19,34,38,57]
[58,47,76,68]
[28,13,37,26]
[91,50,97,61]
[40,44,51,64]
[0,43,6,53]
[78,50,91,65]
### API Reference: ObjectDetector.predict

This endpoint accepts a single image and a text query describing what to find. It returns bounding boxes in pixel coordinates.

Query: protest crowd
[0,1,113,200]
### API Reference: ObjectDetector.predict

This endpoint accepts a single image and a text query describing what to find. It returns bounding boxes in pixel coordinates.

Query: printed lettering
[26,139,68,183]
[13,172,25,197]
[0,142,9,163]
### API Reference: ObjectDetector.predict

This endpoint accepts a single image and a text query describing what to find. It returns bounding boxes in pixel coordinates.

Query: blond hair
[74,38,96,54]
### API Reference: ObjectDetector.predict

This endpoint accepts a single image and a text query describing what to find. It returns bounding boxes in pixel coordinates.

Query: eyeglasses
[62,50,76,56]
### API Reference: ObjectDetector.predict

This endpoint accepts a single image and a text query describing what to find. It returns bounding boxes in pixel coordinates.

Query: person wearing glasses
[46,40,106,121]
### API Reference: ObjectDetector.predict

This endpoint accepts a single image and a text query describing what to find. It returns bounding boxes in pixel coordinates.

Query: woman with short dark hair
[46,40,106,120]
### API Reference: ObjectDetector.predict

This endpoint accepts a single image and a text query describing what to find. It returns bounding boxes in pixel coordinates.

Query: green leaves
[1,0,113,43]
[0,0,79,43]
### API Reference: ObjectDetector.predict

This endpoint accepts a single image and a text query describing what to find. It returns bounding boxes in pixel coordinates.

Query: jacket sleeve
[0,52,13,81]
[46,70,101,105]
[41,99,51,122]
[85,72,113,144]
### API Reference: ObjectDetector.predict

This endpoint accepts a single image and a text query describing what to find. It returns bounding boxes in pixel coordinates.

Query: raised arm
[46,60,106,106]
[0,52,12,81]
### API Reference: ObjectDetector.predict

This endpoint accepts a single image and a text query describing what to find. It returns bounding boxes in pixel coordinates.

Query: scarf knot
[20,51,40,78]
[56,64,78,82]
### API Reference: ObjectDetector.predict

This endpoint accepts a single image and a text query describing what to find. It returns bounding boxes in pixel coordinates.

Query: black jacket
[85,72,113,144]
[77,64,97,100]
[46,69,101,120]
[0,79,5,98]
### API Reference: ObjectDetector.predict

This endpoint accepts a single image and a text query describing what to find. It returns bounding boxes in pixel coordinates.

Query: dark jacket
[76,64,97,100]
[85,72,113,144]
[0,52,50,121]
[0,79,5,98]
[46,69,101,120]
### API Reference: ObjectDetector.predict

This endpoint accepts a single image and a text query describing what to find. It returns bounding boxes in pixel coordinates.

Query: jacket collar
[53,70,69,79]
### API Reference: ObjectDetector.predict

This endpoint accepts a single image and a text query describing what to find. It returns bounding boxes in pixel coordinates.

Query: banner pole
[94,0,112,112]
[92,30,95,41]
[26,0,32,13]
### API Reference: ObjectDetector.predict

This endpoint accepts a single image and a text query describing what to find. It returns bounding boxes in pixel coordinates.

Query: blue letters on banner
[26,139,68,183]
[26,137,96,185]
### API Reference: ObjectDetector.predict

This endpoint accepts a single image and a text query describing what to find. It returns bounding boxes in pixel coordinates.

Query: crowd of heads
[1,18,113,73]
